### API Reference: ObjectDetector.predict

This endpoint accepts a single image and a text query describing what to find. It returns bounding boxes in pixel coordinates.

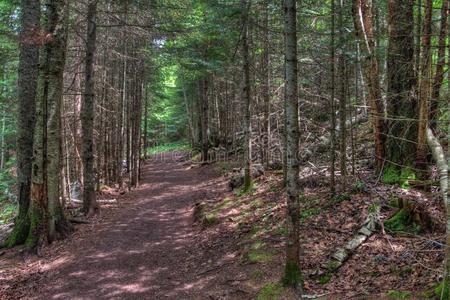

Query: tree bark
[386,0,417,171]
[429,0,448,131]
[241,0,252,191]
[81,0,99,216]
[283,0,302,290]
[352,0,386,172]
[7,0,40,247]
[416,0,432,176]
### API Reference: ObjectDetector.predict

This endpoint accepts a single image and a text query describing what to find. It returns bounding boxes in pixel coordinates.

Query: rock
[228,164,265,190]
[332,248,348,262]
[344,234,367,251]
[193,202,206,223]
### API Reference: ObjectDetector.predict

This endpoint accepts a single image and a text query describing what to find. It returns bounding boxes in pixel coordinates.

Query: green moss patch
[257,282,285,300]
[299,207,321,221]
[386,290,412,299]
[382,166,416,188]
[384,209,421,234]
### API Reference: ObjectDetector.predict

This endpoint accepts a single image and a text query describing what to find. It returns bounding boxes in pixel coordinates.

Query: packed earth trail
[1,153,244,299]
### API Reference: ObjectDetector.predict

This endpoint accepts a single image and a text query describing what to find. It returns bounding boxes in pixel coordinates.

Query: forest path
[5,152,240,299]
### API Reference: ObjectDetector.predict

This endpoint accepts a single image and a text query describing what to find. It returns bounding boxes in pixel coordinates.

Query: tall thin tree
[81,0,99,216]
[283,0,302,290]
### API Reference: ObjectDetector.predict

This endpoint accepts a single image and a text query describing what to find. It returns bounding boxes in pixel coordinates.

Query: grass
[147,141,190,155]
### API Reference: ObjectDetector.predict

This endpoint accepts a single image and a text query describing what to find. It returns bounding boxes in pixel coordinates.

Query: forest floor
[0,151,446,299]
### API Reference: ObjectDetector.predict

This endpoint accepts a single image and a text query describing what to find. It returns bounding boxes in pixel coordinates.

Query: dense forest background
[0,0,449,298]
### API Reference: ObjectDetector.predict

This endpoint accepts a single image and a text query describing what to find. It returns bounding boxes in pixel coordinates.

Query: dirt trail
[3,153,243,299]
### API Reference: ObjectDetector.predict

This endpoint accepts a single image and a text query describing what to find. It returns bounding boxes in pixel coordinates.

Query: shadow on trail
[19,155,234,299]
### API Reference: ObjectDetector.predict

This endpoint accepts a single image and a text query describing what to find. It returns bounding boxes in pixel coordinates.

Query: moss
[389,197,400,208]
[386,290,412,299]
[248,249,275,263]
[236,181,255,197]
[325,260,340,271]
[331,193,351,204]
[299,208,321,221]
[384,209,421,234]
[382,165,416,188]
[202,214,218,227]
[257,282,284,300]
[251,269,265,280]
[383,165,400,184]
[274,225,288,237]
[317,273,332,284]
[25,208,43,248]
[282,262,303,287]
[4,216,30,248]
[435,280,450,299]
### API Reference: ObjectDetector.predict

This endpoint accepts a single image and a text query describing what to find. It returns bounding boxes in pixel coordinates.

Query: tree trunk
[241,0,252,191]
[352,0,386,172]
[429,0,448,131]
[6,0,40,247]
[386,0,417,172]
[416,0,432,176]
[338,0,347,190]
[283,0,302,290]
[81,0,99,216]
[330,0,336,195]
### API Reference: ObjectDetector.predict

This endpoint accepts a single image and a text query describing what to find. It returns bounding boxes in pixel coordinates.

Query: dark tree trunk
[386,0,417,171]
[81,0,99,216]
[241,0,252,191]
[7,0,40,247]
[283,0,302,290]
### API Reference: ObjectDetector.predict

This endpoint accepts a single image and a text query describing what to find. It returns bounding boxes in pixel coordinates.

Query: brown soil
[0,154,246,299]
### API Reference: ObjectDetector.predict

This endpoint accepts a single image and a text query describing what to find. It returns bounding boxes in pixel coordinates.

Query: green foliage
[331,193,351,204]
[382,166,416,188]
[435,280,450,299]
[147,141,190,155]
[351,180,366,193]
[257,282,285,300]
[384,209,421,234]
[386,290,412,299]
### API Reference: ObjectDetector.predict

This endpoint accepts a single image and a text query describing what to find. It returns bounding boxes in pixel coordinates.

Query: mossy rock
[384,208,421,234]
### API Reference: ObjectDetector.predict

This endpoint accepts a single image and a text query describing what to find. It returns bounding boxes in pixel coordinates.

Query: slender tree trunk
[416,0,432,176]
[282,0,302,290]
[7,0,40,247]
[262,0,270,168]
[330,0,336,195]
[338,0,347,190]
[81,0,99,216]
[45,0,71,243]
[429,0,448,131]
[201,78,209,162]
[241,0,252,191]
[352,0,386,172]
